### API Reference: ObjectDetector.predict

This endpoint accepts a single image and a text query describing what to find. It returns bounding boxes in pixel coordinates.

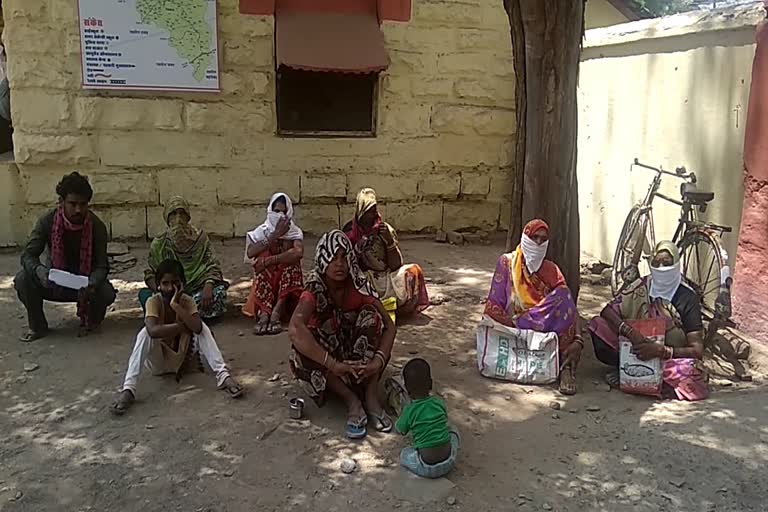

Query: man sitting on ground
[111,259,244,415]
[15,172,116,341]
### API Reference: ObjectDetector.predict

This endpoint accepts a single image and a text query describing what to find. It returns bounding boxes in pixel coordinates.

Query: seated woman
[288,230,397,439]
[139,197,228,321]
[483,219,583,395]
[242,193,304,335]
[343,188,429,316]
[588,241,708,400]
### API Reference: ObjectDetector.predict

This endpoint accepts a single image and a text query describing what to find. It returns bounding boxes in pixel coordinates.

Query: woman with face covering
[288,230,397,440]
[139,196,228,321]
[243,193,304,335]
[588,241,708,400]
[343,188,430,316]
[483,219,583,395]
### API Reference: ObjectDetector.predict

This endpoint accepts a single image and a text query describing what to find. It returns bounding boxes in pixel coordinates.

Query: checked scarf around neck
[50,205,93,324]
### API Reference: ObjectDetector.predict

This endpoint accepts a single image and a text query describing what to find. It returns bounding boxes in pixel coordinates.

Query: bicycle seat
[681,183,714,204]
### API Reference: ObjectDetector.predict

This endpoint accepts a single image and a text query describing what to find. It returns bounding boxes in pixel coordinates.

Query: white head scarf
[648,240,682,302]
[520,233,549,274]
[244,193,303,262]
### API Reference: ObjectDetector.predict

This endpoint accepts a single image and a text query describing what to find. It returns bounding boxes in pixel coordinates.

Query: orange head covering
[523,219,550,238]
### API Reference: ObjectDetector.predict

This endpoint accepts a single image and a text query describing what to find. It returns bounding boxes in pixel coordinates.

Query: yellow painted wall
[586,0,631,29]
[578,6,761,266]
[0,0,516,245]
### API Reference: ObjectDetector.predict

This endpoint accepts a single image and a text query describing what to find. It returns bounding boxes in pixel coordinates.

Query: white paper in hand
[48,269,89,290]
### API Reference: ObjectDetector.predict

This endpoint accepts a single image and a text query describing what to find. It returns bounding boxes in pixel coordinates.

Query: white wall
[578,5,760,266]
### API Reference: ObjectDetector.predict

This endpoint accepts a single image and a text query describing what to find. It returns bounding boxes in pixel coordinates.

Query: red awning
[276,10,389,74]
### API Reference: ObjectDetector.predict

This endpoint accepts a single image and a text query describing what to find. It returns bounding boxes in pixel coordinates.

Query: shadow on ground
[0,237,765,511]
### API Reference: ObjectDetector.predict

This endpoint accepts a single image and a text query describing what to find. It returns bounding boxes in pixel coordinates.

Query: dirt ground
[1,236,767,512]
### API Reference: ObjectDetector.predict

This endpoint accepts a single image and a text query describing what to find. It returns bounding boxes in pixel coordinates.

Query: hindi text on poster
[78,0,220,92]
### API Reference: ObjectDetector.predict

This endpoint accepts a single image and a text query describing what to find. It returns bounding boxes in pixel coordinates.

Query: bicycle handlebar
[633,158,692,180]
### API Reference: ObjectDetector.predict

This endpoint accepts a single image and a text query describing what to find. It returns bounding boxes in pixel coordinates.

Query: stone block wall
[1,0,515,244]
[578,5,761,266]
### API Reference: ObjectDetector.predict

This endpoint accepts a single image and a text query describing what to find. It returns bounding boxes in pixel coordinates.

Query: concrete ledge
[584,4,764,49]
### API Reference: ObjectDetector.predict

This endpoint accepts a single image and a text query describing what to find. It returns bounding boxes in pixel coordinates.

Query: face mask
[649,262,682,302]
[267,211,285,227]
[520,233,549,274]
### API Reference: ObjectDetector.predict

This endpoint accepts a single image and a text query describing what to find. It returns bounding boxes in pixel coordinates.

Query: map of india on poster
[78,0,220,91]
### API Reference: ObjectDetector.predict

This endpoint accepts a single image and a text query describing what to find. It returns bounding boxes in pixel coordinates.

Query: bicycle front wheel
[611,205,652,296]
[678,230,728,320]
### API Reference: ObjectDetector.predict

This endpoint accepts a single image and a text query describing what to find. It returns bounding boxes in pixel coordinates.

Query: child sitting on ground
[396,358,460,478]
[111,259,243,415]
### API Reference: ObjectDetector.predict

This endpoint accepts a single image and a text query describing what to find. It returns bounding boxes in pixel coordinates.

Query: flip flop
[110,390,135,416]
[253,319,269,336]
[345,416,368,440]
[605,369,620,388]
[267,320,283,335]
[368,412,393,433]
[19,329,48,343]
[222,378,245,399]
[735,339,751,361]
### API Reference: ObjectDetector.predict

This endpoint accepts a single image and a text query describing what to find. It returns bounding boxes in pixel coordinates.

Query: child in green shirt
[396,358,460,478]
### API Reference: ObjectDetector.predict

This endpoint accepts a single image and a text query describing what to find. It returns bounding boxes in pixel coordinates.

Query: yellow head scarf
[355,188,378,220]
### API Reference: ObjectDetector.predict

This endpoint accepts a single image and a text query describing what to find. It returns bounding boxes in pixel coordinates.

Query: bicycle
[610,159,735,332]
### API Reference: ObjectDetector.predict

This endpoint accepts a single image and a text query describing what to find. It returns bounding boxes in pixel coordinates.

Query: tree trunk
[503,0,584,298]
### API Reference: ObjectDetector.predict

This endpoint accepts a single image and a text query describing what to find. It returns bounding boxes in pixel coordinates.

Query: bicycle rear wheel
[678,230,728,320]
[611,205,653,295]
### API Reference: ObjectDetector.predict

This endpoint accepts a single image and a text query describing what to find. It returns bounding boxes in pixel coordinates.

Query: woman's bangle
[618,321,629,336]
[375,350,388,363]
[373,353,387,370]
[322,351,329,368]
[574,335,584,348]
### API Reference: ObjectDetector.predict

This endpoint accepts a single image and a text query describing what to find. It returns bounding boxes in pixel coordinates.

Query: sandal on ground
[19,329,48,343]
[222,377,244,399]
[253,319,269,336]
[267,320,283,335]
[605,369,620,388]
[559,365,577,396]
[735,339,751,361]
[110,390,135,416]
[345,416,368,440]
[367,411,393,433]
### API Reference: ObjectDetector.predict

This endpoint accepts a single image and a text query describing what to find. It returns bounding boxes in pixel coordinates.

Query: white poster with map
[78,0,220,92]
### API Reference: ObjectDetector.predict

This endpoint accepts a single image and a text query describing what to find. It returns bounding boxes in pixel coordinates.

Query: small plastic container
[382,297,397,324]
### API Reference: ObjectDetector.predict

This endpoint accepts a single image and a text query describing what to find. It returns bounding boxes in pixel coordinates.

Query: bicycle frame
[626,160,734,325]
[627,161,693,268]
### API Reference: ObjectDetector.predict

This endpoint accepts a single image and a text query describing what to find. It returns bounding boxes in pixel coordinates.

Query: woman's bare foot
[605,369,620,388]
[559,364,577,395]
